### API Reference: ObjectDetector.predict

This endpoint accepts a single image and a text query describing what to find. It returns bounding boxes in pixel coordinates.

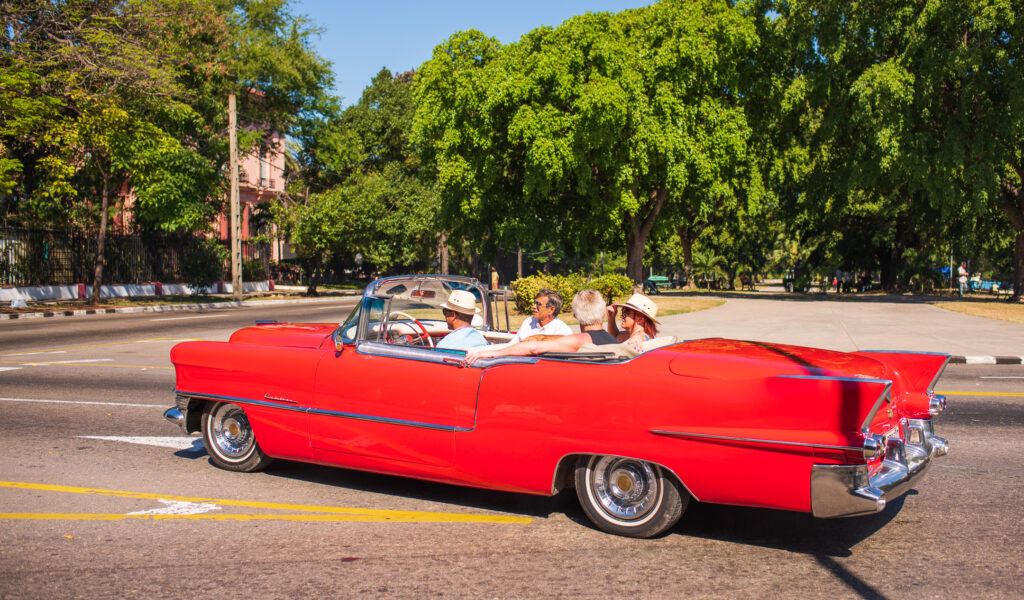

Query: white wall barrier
[4,281,274,304]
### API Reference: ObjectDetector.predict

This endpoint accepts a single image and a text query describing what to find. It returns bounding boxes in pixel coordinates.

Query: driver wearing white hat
[436,290,489,351]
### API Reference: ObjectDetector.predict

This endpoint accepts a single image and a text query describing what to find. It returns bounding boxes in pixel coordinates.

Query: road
[1,301,1022,599]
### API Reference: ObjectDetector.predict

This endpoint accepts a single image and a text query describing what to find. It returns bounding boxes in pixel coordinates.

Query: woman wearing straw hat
[606,292,660,351]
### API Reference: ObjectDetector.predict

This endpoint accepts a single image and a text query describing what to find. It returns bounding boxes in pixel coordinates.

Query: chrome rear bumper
[811,418,947,518]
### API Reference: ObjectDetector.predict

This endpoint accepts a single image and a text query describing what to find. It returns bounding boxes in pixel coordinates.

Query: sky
[290,0,652,107]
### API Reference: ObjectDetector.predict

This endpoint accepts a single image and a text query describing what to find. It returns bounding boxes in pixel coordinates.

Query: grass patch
[932,300,1024,325]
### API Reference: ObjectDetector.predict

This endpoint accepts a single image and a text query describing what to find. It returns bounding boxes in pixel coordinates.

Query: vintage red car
[165,274,949,538]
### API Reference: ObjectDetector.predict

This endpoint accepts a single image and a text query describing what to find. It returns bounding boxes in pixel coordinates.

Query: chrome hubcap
[590,456,660,521]
[211,405,253,459]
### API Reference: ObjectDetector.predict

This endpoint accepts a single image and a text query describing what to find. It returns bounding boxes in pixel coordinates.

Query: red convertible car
[165,275,949,538]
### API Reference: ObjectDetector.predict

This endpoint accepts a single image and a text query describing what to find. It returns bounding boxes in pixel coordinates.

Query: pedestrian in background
[958,262,969,297]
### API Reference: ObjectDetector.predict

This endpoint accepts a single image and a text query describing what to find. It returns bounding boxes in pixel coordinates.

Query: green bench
[643,275,671,294]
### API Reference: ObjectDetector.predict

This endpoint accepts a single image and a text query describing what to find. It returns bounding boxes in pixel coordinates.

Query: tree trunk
[999,179,1024,302]
[1013,230,1023,303]
[89,174,111,305]
[438,231,449,275]
[624,189,667,283]
[676,225,701,289]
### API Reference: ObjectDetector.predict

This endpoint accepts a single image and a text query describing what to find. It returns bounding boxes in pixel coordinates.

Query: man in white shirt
[509,288,572,343]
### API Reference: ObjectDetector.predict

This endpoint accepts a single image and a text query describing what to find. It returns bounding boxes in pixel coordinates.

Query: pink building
[215,134,294,263]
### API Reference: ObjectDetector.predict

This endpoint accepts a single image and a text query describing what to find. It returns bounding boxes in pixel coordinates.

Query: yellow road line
[935,390,1024,397]
[0,481,531,524]
[0,512,525,523]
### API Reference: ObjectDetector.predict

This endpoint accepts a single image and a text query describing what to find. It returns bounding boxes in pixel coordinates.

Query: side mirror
[333,329,345,353]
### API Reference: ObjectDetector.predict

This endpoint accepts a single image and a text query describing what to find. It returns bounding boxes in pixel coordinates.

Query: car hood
[664,338,888,381]
[228,323,335,349]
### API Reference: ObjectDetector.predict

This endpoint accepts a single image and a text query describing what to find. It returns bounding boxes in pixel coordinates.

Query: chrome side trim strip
[173,389,472,432]
[860,350,950,356]
[860,381,893,434]
[775,375,891,385]
[649,429,862,452]
[174,390,307,414]
[305,407,470,432]
[859,351,951,393]
[926,355,951,394]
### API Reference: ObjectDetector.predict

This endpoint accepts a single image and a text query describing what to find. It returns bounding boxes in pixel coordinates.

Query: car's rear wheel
[575,455,687,538]
[201,401,273,472]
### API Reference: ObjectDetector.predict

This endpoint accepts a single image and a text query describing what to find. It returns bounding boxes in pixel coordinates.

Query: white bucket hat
[439,290,480,316]
[613,293,659,323]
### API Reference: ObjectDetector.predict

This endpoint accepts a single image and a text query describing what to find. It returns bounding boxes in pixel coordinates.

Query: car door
[309,342,482,467]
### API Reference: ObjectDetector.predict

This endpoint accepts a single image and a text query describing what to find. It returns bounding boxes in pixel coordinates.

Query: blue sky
[290,0,652,107]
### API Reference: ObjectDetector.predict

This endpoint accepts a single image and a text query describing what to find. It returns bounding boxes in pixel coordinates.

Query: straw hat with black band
[612,293,659,324]
[439,290,480,316]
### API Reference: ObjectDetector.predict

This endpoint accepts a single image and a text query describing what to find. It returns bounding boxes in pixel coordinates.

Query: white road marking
[135,338,199,343]
[127,499,220,516]
[78,436,201,450]
[0,367,21,372]
[150,314,228,321]
[22,358,114,366]
[0,397,159,408]
[980,376,1024,379]
[2,350,68,357]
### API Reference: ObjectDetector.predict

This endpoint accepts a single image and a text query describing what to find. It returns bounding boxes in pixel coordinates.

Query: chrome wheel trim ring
[209,404,255,461]
[586,456,663,526]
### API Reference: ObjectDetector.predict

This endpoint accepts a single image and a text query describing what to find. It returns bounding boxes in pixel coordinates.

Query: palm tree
[691,248,728,290]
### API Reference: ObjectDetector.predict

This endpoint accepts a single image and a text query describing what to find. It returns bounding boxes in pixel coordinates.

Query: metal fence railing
[0,227,272,287]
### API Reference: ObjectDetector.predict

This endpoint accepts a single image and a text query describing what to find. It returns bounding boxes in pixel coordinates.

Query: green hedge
[510,273,634,314]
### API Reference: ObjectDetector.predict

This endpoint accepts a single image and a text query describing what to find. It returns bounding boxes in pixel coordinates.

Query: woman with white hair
[464,289,616,365]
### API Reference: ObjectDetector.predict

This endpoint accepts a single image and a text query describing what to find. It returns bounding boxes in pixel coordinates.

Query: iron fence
[0,227,271,286]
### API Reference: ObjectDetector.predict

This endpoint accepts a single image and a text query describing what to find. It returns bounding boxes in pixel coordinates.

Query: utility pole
[229,93,242,301]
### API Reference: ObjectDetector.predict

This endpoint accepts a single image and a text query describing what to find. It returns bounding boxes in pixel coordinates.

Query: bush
[511,272,632,314]
[589,273,635,304]
[242,259,267,281]
[180,237,228,295]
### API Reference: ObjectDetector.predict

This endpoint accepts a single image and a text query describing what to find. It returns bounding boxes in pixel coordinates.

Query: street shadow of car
[262,461,576,519]
[261,458,911,558]
[669,493,910,557]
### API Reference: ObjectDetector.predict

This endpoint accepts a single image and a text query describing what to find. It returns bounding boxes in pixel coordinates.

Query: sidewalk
[656,296,1024,364]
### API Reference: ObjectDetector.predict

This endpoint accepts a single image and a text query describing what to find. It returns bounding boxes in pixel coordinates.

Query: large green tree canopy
[414,0,760,282]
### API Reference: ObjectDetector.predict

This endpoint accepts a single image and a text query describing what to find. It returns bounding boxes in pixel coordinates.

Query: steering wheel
[386,311,434,347]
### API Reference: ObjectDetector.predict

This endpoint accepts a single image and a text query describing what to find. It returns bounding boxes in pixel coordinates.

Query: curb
[0,295,356,320]
[949,355,1024,365]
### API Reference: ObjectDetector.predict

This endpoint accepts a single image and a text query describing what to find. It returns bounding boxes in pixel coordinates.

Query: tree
[2,0,338,300]
[414,1,759,283]
[765,0,1022,297]
[277,68,440,292]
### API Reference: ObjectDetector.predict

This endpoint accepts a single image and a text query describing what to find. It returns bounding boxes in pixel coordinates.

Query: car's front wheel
[575,455,687,538]
[201,401,273,472]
